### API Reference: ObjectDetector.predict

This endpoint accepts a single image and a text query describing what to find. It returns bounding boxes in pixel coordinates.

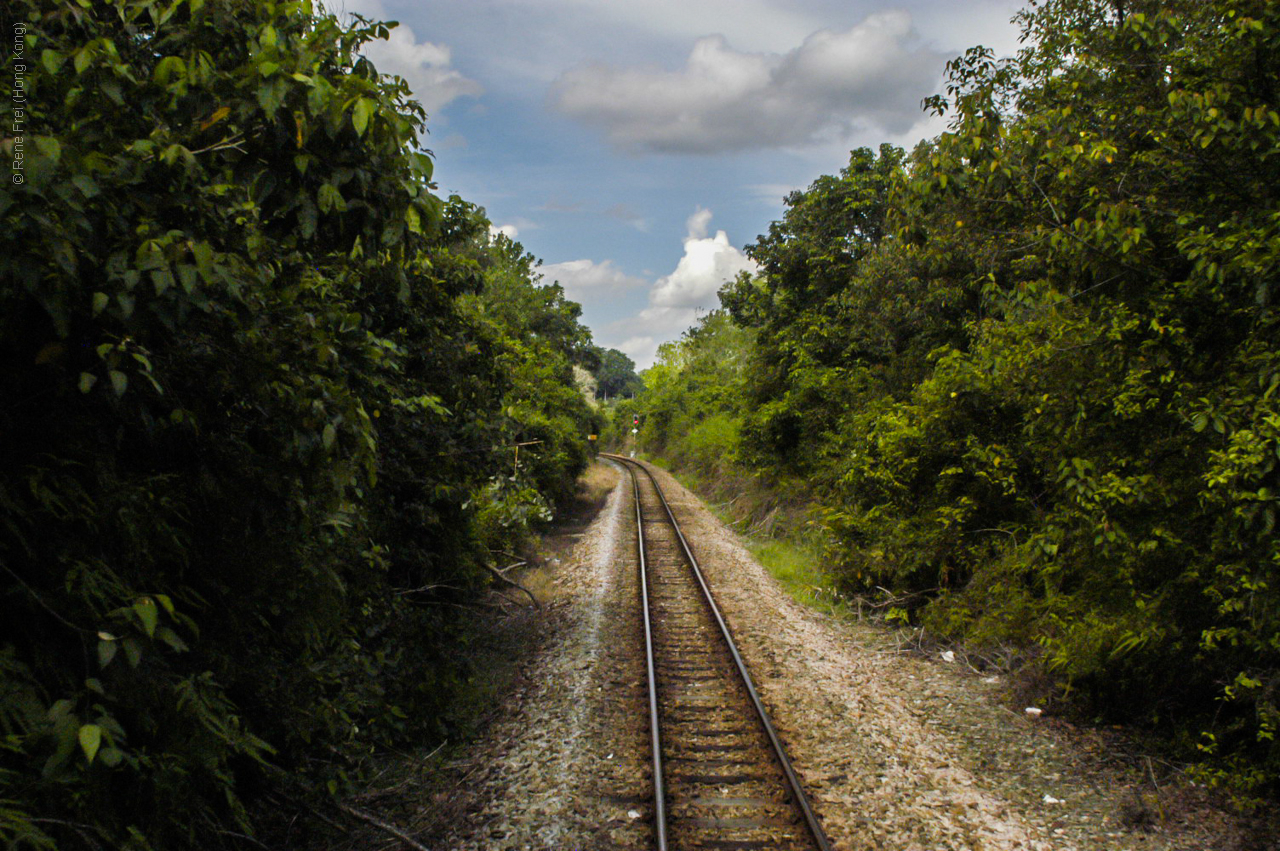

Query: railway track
[603,454,833,851]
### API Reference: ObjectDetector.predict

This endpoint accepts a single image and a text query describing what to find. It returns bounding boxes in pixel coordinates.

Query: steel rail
[604,453,834,851]
[627,456,668,851]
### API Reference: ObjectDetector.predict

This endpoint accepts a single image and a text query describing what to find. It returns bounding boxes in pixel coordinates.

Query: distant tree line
[0,0,600,847]
[634,0,1280,802]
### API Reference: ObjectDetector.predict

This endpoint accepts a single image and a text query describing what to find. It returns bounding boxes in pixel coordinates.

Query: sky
[335,0,1028,369]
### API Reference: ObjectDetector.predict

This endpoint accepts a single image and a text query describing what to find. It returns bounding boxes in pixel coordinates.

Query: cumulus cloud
[550,11,943,153]
[557,209,754,368]
[542,258,649,302]
[340,0,482,115]
[645,207,755,312]
[363,28,484,115]
[603,208,756,368]
[684,207,714,240]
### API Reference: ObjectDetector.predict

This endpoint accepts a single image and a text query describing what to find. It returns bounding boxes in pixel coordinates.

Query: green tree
[592,347,643,400]
[461,224,602,521]
[657,0,1280,797]
[636,311,754,474]
[0,1,602,847]
[833,0,1280,794]
[720,144,932,475]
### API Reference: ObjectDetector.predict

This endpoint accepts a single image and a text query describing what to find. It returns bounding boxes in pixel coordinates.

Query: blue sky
[337,0,1028,368]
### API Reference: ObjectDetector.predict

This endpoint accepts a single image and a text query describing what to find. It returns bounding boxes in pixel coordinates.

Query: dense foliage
[641,0,1280,798]
[631,311,753,475]
[0,1,597,847]
[590,346,644,400]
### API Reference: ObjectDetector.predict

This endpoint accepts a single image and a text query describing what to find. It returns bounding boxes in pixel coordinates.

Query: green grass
[654,457,853,619]
[745,537,851,618]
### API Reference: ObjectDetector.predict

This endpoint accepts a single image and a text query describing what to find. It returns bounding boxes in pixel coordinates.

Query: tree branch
[481,561,540,608]
[334,803,431,851]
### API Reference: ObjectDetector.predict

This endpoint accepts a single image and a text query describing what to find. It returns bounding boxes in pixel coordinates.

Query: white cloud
[684,207,714,240]
[542,258,649,302]
[617,335,656,365]
[337,0,482,115]
[363,27,484,115]
[645,207,755,312]
[495,0,823,55]
[599,208,756,369]
[550,11,944,154]
[489,223,520,241]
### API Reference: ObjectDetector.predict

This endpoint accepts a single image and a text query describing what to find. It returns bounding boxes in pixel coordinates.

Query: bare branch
[394,583,463,596]
[335,803,431,851]
[215,830,274,850]
[481,561,540,608]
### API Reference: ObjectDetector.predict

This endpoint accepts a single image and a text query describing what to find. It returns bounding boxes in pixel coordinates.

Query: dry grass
[517,460,619,605]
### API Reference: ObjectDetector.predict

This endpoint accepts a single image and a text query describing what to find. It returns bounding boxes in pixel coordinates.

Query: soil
[371,458,1277,850]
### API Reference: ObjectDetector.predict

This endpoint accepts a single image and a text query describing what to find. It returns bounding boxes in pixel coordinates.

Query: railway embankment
[414,459,1271,850]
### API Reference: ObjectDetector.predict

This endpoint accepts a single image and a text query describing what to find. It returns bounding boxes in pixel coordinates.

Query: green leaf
[177,263,198,294]
[157,626,189,652]
[79,372,98,394]
[257,78,287,114]
[317,183,344,214]
[352,98,375,137]
[152,268,174,295]
[154,55,186,85]
[101,78,124,105]
[34,136,62,163]
[73,45,93,74]
[78,724,102,763]
[72,174,100,198]
[41,49,65,75]
[109,370,128,397]
[133,597,159,637]
[98,637,118,668]
[191,241,215,280]
[412,152,434,182]
[322,422,336,450]
[123,637,142,668]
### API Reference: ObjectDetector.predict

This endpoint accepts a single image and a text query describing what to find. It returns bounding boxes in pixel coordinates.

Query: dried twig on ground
[334,803,431,851]
[482,561,540,608]
[215,830,274,850]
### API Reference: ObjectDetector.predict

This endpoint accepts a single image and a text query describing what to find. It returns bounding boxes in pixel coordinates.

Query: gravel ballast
[428,459,1267,850]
